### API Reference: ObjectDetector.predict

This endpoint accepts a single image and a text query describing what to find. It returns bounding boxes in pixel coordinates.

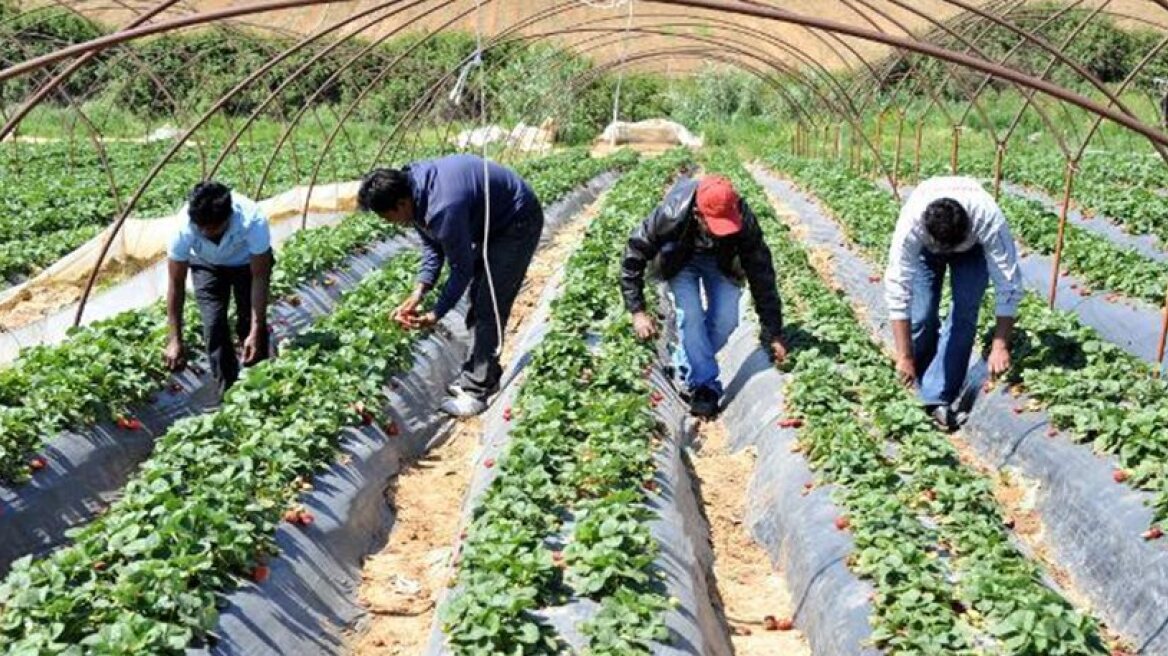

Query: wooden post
[914,120,924,182]
[873,112,885,177]
[950,125,961,174]
[833,125,841,160]
[1048,160,1078,308]
[892,112,905,192]
[992,142,1006,200]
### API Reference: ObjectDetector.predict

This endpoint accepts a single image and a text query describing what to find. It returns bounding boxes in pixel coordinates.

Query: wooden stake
[1048,160,1078,308]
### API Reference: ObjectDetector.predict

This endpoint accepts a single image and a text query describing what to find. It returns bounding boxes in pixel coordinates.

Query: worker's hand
[895,355,917,387]
[632,311,657,340]
[770,338,789,364]
[164,337,186,371]
[413,310,439,329]
[392,293,424,328]
[987,343,1011,379]
[241,333,261,366]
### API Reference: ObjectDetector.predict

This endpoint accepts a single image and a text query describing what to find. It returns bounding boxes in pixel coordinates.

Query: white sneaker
[440,390,488,417]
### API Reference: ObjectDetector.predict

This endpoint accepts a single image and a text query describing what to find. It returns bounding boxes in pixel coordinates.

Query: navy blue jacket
[407,154,538,318]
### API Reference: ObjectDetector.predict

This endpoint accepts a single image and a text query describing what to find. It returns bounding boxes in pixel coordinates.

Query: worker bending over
[358,154,543,418]
[885,176,1024,430]
[621,175,786,418]
[164,181,273,398]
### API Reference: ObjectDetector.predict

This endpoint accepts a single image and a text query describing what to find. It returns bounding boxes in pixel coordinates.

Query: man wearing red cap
[621,175,787,418]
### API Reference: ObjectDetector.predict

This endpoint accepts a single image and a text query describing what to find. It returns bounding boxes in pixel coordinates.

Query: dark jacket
[620,177,783,338]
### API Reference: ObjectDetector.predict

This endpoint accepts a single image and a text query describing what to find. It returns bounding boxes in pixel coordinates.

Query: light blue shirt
[167,193,271,267]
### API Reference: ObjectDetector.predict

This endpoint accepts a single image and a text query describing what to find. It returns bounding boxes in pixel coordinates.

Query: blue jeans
[912,245,989,406]
[668,254,742,397]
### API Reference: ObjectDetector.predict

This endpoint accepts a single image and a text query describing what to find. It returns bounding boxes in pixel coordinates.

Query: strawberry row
[713,151,1107,654]
[439,151,691,654]
[0,149,633,486]
[773,155,1168,531]
[0,251,433,653]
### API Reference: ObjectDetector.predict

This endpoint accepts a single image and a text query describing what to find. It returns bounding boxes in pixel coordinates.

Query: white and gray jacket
[884,176,1024,321]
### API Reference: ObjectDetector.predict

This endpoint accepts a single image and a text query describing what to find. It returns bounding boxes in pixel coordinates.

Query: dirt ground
[348,196,601,656]
[690,418,810,655]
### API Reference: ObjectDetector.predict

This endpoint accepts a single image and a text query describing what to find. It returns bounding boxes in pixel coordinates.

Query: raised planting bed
[760,155,1168,654]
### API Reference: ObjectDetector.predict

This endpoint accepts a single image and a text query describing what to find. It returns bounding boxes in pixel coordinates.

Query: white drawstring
[474,0,504,358]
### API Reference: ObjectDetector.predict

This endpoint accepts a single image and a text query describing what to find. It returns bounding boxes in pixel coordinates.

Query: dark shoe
[689,387,721,419]
[927,404,958,432]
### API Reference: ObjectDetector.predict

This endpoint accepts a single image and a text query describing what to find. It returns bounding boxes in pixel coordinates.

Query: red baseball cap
[696,176,743,236]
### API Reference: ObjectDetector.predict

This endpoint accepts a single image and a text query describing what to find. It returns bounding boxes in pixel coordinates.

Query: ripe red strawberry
[459,530,467,540]
[383,421,400,437]
[1114,469,1130,483]
[1143,526,1164,541]
[778,418,804,429]
[360,410,374,426]
[484,458,495,469]
[834,515,850,531]
[1061,269,1071,277]
[29,456,46,471]
[1070,283,1078,290]
[643,479,658,493]
[169,382,183,394]
[503,407,513,422]
[775,617,795,631]
[251,565,270,583]
[650,390,664,403]
[867,274,881,283]
[283,509,300,524]
[298,510,315,527]
[1046,427,1059,438]
[801,482,814,496]
[1012,406,1025,415]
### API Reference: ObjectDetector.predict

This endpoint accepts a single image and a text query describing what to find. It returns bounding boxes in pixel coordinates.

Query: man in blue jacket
[358,154,544,417]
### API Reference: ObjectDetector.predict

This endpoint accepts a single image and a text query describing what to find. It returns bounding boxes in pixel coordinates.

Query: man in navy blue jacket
[358,154,544,417]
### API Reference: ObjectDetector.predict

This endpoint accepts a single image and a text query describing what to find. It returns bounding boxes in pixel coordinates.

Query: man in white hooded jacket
[885,176,1024,429]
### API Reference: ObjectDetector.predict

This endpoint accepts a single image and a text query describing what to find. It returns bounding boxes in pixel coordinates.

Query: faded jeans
[668,253,742,397]
[912,244,989,406]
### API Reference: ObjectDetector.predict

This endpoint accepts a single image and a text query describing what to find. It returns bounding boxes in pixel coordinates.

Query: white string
[474,0,504,359]
[611,0,634,127]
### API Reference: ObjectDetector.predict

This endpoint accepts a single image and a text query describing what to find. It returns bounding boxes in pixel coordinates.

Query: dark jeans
[191,263,269,397]
[911,244,989,406]
[457,204,544,399]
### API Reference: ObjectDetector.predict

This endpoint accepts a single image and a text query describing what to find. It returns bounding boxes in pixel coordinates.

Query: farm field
[4,1,1168,655]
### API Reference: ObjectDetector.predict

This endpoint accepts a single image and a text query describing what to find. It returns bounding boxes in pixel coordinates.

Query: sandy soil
[347,194,601,656]
[690,418,810,655]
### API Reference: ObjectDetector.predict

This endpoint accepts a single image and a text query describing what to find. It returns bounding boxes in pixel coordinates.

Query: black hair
[188,181,233,227]
[358,168,411,214]
[922,197,971,249]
